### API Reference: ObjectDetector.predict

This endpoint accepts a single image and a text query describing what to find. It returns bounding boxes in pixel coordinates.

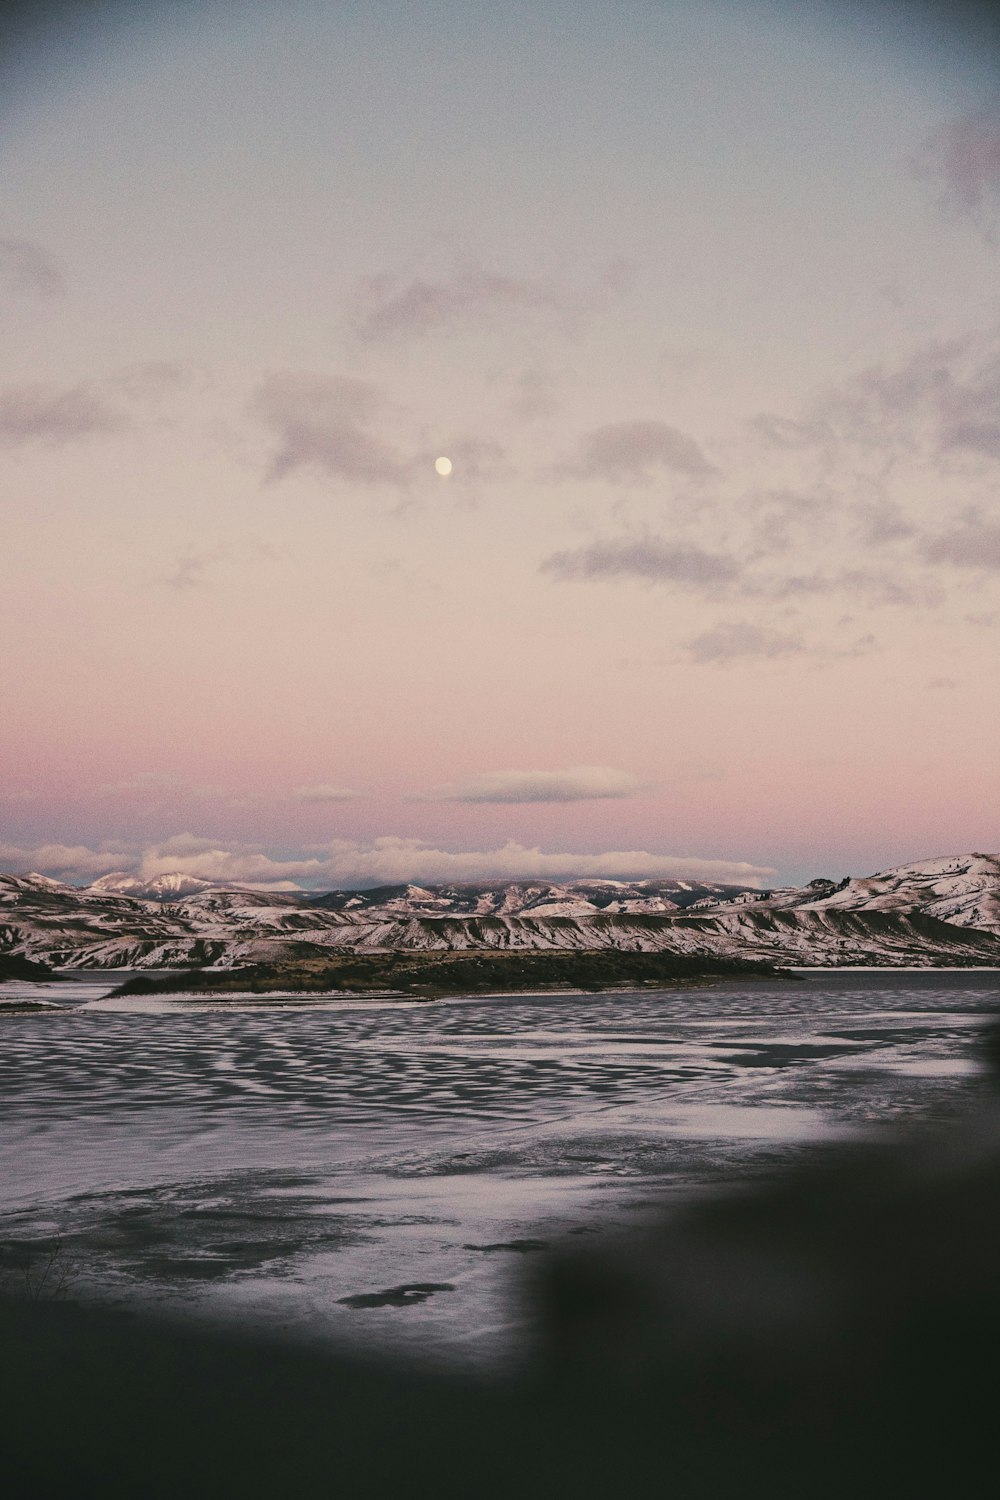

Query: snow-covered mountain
[2,856,1000,972]
[90,872,218,901]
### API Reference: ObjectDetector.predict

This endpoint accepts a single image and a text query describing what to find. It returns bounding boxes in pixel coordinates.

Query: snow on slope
[796,853,1000,933]
[2,856,1000,970]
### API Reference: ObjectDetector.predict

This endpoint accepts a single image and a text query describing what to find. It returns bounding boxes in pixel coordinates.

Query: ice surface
[1,970,997,1366]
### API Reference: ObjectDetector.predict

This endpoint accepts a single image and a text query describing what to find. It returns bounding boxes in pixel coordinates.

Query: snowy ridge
[2,855,1000,971]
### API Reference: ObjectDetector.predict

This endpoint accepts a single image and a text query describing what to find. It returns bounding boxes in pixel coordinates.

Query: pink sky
[2,1,999,887]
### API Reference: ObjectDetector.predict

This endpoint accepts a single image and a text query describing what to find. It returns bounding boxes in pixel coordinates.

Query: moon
[434,455,453,477]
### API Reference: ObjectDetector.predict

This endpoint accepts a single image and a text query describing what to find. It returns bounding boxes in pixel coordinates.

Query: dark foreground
[5,1078,1000,1498]
[111,948,789,998]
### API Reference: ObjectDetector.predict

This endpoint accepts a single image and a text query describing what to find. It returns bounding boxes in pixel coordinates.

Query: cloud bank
[0,836,775,890]
[293,784,363,803]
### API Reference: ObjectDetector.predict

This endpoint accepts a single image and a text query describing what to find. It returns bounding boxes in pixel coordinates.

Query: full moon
[434,456,453,477]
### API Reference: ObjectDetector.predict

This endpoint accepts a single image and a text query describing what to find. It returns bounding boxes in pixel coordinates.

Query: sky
[1,0,999,890]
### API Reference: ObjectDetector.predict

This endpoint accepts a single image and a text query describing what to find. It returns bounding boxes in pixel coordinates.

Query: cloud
[354,267,563,342]
[0,836,776,889]
[0,841,131,882]
[249,371,411,486]
[446,435,509,483]
[912,101,1000,235]
[0,237,64,297]
[541,535,739,588]
[293,784,363,803]
[158,538,280,591]
[162,548,208,590]
[99,772,186,797]
[754,331,1000,468]
[750,568,940,608]
[851,499,916,545]
[0,382,127,446]
[508,365,559,422]
[417,766,647,805]
[554,419,715,483]
[110,361,191,402]
[684,621,807,663]
[921,509,1000,569]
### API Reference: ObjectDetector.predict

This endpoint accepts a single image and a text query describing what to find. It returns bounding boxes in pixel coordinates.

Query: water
[2,970,998,1366]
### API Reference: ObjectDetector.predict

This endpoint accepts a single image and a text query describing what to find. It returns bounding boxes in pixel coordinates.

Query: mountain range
[2,853,1000,973]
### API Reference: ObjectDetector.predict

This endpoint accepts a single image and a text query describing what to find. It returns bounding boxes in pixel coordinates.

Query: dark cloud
[540,536,739,588]
[249,372,411,487]
[685,622,806,664]
[354,268,562,342]
[912,101,1000,235]
[554,419,715,483]
[0,382,126,445]
[0,236,64,297]
[921,509,1000,569]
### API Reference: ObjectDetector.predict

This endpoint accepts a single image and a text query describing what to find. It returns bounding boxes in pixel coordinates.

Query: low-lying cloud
[417,766,647,804]
[293,784,363,803]
[0,835,776,889]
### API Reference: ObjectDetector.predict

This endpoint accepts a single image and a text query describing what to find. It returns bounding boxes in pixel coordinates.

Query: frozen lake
[2,970,998,1366]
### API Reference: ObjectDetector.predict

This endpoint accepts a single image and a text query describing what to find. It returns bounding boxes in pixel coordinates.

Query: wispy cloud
[249,371,411,486]
[921,508,1000,569]
[683,622,878,665]
[912,100,1000,237]
[540,535,738,588]
[354,266,564,342]
[553,419,715,483]
[754,331,1000,467]
[162,548,208,590]
[0,236,65,297]
[417,766,647,804]
[507,365,560,422]
[109,361,191,403]
[293,784,363,802]
[684,621,807,663]
[99,772,186,797]
[0,382,127,446]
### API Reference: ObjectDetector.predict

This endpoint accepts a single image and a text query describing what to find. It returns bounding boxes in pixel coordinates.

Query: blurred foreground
[5,1038,1000,1498]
